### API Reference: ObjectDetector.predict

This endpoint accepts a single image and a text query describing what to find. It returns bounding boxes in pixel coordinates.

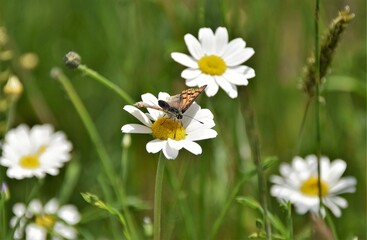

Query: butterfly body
[134,85,207,121]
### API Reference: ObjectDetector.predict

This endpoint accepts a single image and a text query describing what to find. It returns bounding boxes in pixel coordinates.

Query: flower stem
[52,68,117,195]
[325,210,339,240]
[77,64,134,104]
[154,153,166,240]
[313,0,324,218]
[240,88,271,239]
[4,97,17,134]
[0,194,6,239]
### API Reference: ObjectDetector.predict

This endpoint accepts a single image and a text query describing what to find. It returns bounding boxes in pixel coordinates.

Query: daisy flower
[270,155,357,217]
[10,198,81,240]
[0,124,73,179]
[121,92,217,160]
[171,26,255,98]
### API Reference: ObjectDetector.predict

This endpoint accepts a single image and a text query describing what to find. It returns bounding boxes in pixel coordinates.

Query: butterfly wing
[179,85,207,113]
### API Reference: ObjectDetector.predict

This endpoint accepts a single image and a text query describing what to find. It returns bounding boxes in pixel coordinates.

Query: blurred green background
[0,0,365,239]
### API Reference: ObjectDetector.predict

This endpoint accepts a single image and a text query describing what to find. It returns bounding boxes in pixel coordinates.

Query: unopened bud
[122,134,131,148]
[64,51,81,69]
[19,52,39,70]
[1,182,10,200]
[4,75,23,97]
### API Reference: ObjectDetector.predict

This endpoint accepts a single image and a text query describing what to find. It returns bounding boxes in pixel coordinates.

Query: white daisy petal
[182,140,202,155]
[146,139,166,154]
[26,224,47,240]
[184,34,204,60]
[215,76,238,98]
[58,205,81,225]
[185,73,210,87]
[54,222,77,239]
[121,124,152,134]
[224,48,255,66]
[199,28,215,54]
[215,27,229,55]
[182,69,202,79]
[205,79,220,97]
[167,138,184,150]
[44,198,59,214]
[13,203,26,217]
[222,38,246,59]
[171,52,199,69]
[185,129,218,141]
[141,93,162,119]
[324,198,342,217]
[123,105,152,127]
[326,159,346,184]
[163,143,179,160]
[329,177,357,194]
[158,92,171,101]
[230,65,255,79]
[222,70,249,86]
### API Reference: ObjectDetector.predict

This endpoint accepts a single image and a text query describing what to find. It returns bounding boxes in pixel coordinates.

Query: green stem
[240,88,271,240]
[296,97,311,154]
[77,65,134,104]
[0,194,6,239]
[209,167,257,239]
[313,0,325,219]
[154,153,166,240]
[119,136,140,239]
[52,68,117,195]
[325,211,338,240]
[5,97,17,133]
[286,201,294,240]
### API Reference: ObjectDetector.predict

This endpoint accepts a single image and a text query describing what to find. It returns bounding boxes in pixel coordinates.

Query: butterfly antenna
[183,114,204,124]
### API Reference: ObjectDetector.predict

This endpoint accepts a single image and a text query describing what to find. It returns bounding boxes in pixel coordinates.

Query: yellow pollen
[198,55,227,75]
[20,145,47,169]
[300,177,329,197]
[35,214,55,229]
[151,117,186,140]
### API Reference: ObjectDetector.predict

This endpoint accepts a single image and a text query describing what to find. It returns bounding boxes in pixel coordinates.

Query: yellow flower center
[20,145,47,169]
[198,55,227,75]
[151,117,186,140]
[35,214,55,229]
[300,177,329,197]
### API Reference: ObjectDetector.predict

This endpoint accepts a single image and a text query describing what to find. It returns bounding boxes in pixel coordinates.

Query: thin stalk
[313,0,324,217]
[325,211,338,240]
[286,201,294,240]
[77,64,134,104]
[120,136,140,239]
[296,97,312,154]
[52,68,117,195]
[5,98,17,133]
[0,196,6,239]
[154,153,166,240]
[209,167,257,239]
[240,88,271,239]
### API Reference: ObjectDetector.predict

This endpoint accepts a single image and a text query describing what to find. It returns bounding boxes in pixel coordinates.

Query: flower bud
[4,75,23,97]
[64,51,81,69]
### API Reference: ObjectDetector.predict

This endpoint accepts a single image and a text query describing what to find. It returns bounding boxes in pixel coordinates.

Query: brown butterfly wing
[163,85,206,114]
[179,85,207,113]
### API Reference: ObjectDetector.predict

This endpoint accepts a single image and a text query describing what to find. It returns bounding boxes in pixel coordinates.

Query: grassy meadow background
[0,0,366,239]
